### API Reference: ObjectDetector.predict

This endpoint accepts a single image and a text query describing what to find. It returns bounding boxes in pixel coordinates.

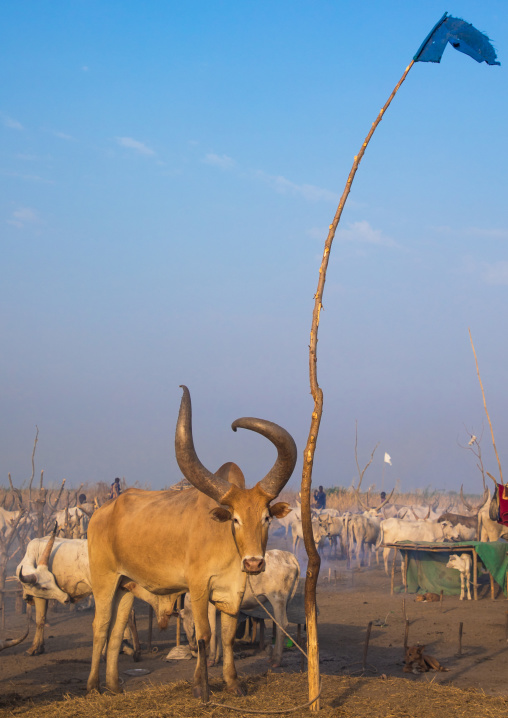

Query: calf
[446,553,472,600]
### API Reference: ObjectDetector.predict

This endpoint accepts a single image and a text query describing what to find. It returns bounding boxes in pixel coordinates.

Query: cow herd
[1,386,504,704]
[278,484,499,599]
[3,387,302,702]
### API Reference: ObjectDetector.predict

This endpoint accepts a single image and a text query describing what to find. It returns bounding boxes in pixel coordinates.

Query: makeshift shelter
[385,541,508,599]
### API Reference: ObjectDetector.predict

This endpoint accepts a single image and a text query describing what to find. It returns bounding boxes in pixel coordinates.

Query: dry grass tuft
[3,673,508,718]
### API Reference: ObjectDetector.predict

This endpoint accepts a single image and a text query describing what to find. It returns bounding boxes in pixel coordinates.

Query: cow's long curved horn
[18,567,38,586]
[354,488,369,510]
[480,485,490,507]
[460,485,474,513]
[232,417,297,499]
[0,623,29,652]
[374,488,394,511]
[175,386,232,503]
[39,522,58,567]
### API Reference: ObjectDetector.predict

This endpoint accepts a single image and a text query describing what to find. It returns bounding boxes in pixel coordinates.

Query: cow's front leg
[26,597,47,656]
[188,591,212,699]
[221,612,244,695]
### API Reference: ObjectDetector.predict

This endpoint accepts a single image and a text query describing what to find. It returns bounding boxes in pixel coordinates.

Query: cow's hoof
[192,685,204,699]
[269,660,281,668]
[227,684,245,696]
[26,646,44,656]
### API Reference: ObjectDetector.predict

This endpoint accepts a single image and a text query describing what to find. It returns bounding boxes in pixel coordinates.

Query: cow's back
[87,487,244,596]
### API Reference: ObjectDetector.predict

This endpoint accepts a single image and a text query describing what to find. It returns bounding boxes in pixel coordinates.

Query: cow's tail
[375,522,384,550]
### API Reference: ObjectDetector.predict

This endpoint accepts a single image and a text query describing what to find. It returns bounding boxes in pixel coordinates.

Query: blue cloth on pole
[414,12,500,65]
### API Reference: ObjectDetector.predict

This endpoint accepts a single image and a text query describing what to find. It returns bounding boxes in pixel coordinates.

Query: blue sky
[1,1,506,495]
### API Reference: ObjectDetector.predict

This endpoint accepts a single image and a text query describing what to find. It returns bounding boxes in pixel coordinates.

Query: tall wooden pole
[301,60,415,711]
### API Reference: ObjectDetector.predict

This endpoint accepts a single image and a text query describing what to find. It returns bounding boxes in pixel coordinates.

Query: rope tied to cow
[205,682,322,714]
[203,576,321,714]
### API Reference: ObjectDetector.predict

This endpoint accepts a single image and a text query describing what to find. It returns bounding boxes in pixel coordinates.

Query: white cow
[447,553,472,600]
[17,530,136,657]
[377,518,461,575]
[291,517,326,555]
[318,513,352,560]
[349,514,381,566]
[477,491,508,542]
[181,549,300,667]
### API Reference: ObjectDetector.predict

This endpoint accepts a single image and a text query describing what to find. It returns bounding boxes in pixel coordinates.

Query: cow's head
[440,520,461,542]
[175,386,296,574]
[17,524,70,604]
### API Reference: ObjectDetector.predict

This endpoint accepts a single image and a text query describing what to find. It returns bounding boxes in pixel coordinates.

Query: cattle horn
[232,417,297,499]
[0,622,29,652]
[18,566,38,586]
[460,485,474,513]
[375,488,394,511]
[354,488,368,511]
[39,522,58,567]
[486,472,498,486]
[175,386,233,503]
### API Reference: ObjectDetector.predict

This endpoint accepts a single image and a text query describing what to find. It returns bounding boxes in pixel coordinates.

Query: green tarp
[393,541,508,596]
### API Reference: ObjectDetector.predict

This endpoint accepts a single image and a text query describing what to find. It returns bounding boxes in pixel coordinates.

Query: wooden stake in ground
[362,621,373,672]
[300,16,498,711]
[300,55,416,714]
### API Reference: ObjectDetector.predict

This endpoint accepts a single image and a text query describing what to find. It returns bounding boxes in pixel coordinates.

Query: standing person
[313,485,326,510]
[109,477,122,500]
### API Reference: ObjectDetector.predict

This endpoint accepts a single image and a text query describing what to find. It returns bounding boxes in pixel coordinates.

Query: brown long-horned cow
[86,386,296,697]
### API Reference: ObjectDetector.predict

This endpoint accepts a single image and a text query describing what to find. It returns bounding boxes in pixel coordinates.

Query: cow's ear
[269,502,292,519]
[210,507,232,523]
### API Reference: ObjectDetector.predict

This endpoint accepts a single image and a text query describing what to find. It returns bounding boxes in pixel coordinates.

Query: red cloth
[497,483,508,526]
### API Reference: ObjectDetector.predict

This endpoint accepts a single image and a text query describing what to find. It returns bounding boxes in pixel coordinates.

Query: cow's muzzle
[242,557,265,574]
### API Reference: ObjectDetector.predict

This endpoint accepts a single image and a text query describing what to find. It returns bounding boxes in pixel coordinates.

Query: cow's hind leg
[87,576,122,694]
[26,598,47,656]
[105,589,135,692]
[221,612,244,695]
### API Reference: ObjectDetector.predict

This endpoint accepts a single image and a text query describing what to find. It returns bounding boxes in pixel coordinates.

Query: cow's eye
[233,517,240,524]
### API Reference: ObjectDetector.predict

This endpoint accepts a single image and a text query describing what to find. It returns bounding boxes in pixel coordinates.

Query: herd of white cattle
[276,485,505,598]
[1,485,503,678]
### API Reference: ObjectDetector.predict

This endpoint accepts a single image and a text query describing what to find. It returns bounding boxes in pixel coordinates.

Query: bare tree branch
[469,328,503,484]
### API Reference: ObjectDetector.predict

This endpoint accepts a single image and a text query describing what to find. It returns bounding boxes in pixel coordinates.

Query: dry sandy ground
[1,529,508,713]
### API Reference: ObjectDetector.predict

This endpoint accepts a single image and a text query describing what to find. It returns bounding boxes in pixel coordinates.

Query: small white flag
[384,452,392,465]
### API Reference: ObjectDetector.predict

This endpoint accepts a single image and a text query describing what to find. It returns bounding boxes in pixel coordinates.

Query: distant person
[380,491,387,502]
[78,493,87,504]
[109,477,122,500]
[313,486,326,510]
